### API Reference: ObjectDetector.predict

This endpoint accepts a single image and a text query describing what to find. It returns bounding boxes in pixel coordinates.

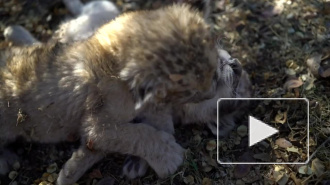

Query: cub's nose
[229,59,242,76]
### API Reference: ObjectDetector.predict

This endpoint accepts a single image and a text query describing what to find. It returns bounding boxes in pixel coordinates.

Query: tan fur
[0,5,218,184]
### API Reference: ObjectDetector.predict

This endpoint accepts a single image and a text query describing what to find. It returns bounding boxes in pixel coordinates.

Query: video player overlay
[217,98,309,164]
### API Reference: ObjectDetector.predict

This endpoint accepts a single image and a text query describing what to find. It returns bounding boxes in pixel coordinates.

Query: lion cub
[0,4,218,185]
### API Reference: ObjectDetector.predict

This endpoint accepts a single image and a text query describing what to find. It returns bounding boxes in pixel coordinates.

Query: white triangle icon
[249,116,279,147]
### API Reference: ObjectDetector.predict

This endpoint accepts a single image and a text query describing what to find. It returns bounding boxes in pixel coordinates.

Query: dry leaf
[290,172,302,185]
[302,73,316,90]
[298,165,313,175]
[306,53,322,76]
[275,138,292,149]
[286,146,300,154]
[277,173,289,185]
[319,66,330,78]
[274,110,287,124]
[206,140,217,151]
[237,125,247,137]
[47,173,57,183]
[183,175,194,184]
[253,153,271,162]
[234,164,252,179]
[234,152,254,178]
[311,158,325,177]
[286,60,300,70]
[273,170,284,182]
[202,178,212,185]
[46,163,57,173]
[283,78,303,91]
[202,165,213,172]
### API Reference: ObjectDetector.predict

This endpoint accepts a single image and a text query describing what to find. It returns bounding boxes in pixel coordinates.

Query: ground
[0,0,329,184]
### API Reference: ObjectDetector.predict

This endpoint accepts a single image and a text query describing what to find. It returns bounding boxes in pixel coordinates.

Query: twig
[309,136,330,160]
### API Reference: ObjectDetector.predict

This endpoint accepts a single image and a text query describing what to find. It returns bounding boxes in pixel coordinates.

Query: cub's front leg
[122,107,175,179]
[57,142,104,185]
[57,121,184,185]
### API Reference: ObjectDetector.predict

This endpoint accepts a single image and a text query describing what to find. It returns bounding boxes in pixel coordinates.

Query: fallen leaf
[286,60,300,70]
[206,140,217,151]
[183,175,194,184]
[306,53,322,76]
[234,152,254,178]
[46,163,57,173]
[286,146,300,154]
[273,170,283,182]
[319,66,330,78]
[290,172,302,185]
[283,78,303,91]
[234,164,252,179]
[41,173,50,181]
[202,165,213,172]
[253,153,271,162]
[302,72,316,90]
[202,177,212,185]
[311,158,325,177]
[274,110,287,124]
[47,173,57,183]
[277,173,289,185]
[276,138,292,149]
[38,181,48,185]
[298,165,313,175]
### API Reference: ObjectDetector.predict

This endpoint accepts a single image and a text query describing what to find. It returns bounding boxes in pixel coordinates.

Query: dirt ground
[0,0,330,184]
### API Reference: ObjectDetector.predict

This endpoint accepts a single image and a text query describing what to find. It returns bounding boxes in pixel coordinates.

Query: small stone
[237,125,247,137]
[8,171,18,180]
[12,161,20,170]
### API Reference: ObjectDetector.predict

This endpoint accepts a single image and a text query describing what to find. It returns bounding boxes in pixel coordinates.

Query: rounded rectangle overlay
[217,98,309,165]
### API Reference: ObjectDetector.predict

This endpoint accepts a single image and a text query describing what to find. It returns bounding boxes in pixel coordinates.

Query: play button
[217,98,309,164]
[249,115,279,147]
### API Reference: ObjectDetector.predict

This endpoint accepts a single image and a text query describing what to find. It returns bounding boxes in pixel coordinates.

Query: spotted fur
[0,5,217,185]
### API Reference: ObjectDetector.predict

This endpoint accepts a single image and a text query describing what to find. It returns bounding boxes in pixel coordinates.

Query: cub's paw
[146,131,185,178]
[57,147,104,185]
[122,155,148,179]
[0,150,19,175]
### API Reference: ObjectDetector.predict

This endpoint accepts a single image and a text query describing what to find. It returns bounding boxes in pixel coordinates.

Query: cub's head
[118,4,218,111]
